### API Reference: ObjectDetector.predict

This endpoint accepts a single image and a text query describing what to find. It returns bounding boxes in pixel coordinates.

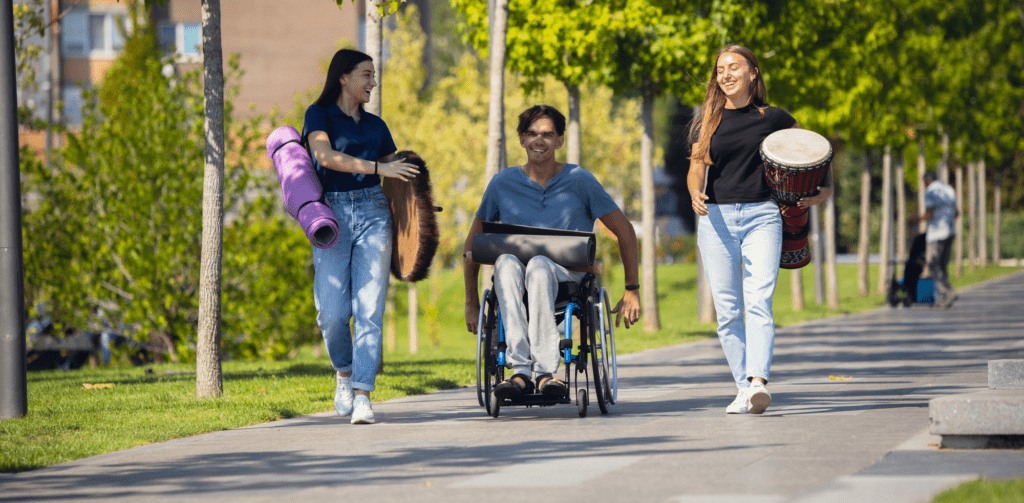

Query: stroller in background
[887,233,935,307]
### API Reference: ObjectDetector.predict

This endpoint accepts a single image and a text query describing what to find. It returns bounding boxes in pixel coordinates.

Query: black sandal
[537,374,568,397]
[494,374,533,399]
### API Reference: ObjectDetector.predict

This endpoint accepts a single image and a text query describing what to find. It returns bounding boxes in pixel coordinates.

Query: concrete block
[929,390,1024,435]
[989,360,1024,389]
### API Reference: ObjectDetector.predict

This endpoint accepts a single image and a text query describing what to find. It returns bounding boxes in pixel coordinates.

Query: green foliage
[999,212,1024,260]
[21,14,314,361]
[452,0,734,100]
[13,0,47,128]
[931,478,1024,503]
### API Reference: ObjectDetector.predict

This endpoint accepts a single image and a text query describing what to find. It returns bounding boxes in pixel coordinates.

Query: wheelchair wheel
[577,388,588,417]
[481,292,504,417]
[598,288,618,405]
[588,307,609,415]
[475,289,491,407]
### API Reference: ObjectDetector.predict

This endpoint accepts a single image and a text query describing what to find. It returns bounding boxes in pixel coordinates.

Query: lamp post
[1,0,28,419]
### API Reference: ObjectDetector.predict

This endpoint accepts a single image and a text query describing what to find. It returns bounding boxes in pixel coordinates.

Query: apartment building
[18,0,367,149]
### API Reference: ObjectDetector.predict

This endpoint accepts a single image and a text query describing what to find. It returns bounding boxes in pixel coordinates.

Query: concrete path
[4,272,1024,503]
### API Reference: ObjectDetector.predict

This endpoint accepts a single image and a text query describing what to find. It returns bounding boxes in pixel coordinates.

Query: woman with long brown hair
[304,49,418,424]
[687,45,831,415]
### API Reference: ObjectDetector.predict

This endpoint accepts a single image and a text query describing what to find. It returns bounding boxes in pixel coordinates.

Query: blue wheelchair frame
[475,273,617,418]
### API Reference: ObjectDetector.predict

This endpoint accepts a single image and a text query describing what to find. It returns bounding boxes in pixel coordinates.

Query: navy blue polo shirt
[302,103,397,193]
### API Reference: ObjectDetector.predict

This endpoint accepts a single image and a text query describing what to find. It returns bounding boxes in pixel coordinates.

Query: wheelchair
[475,272,618,418]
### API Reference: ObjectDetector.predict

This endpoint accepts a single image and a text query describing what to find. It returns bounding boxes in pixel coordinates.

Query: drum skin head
[761,129,833,168]
[381,151,439,282]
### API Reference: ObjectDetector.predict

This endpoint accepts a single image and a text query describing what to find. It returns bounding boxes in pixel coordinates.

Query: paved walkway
[5,272,1024,503]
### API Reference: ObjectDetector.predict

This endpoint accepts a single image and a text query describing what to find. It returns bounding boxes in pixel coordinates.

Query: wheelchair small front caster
[577,388,588,417]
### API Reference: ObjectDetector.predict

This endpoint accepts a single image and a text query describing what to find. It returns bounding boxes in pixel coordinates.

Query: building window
[158,21,202,58]
[61,7,130,58]
[62,85,84,126]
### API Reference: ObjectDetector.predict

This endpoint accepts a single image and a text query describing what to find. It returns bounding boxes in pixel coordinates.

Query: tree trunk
[857,151,871,297]
[955,164,964,276]
[940,131,949,184]
[640,82,660,331]
[896,156,907,265]
[408,284,418,353]
[696,247,715,324]
[993,173,1002,265]
[385,287,396,351]
[197,0,224,399]
[484,0,508,184]
[877,146,893,294]
[791,269,804,311]
[825,185,839,309]
[365,0,383,116]
[917,139,927,235]
[810,204,824,304]
[967,161,976,272]
[566,83,581,165]
[978,159,987,267]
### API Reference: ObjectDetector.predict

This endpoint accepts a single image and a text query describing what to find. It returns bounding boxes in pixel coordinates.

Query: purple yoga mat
[266,126,339,249]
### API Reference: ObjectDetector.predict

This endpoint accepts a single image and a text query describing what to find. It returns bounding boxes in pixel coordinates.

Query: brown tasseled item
[380,151,440,282]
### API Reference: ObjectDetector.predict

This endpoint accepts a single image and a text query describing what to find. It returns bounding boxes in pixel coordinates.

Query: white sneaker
[351,395,375,424]
[748,381,772,414]
[726,387,750,414]
[334,374,354,417]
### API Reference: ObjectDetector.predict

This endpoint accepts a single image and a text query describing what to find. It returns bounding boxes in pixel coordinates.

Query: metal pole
[1,0,28,419]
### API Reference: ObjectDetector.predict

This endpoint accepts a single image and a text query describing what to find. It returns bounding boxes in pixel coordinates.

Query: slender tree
[978,159,987,267]
[196,0,225,398]
[857,153,871,296]
[483,0,508,183]
[878,146,893,294]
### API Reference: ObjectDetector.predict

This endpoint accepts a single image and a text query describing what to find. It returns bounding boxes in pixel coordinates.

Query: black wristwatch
[624,283,640,291]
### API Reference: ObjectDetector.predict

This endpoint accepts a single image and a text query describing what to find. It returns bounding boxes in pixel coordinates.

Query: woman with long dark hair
[687,45,831,415]
[303,49,418,424]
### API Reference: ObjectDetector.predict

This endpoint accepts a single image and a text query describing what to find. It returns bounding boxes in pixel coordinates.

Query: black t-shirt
[706,104,796,204]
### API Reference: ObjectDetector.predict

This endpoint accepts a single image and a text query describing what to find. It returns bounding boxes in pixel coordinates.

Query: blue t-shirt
[475,165,619,232]
[302,103,397,193]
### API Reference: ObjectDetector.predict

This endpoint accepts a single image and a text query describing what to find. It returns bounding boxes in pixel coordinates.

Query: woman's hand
[690,188,709,216]
[377,157,419,181]
[796,186,833,208]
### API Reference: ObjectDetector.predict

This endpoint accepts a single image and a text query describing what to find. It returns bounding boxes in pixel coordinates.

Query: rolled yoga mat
[471,222,596,269]
[266,126,339,249]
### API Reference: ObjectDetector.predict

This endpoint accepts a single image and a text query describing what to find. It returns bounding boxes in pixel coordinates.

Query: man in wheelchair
[463,105,640,401]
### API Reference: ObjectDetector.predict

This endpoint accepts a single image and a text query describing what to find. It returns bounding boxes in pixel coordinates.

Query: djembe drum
[760,129,833,269]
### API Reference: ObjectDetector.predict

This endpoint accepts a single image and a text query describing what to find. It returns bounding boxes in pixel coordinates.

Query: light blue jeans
[494,254,585,377]
[697,200,782,388]
[312,186,392,392]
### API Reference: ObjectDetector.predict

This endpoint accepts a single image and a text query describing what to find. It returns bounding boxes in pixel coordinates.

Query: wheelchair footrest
[498,391,572,407]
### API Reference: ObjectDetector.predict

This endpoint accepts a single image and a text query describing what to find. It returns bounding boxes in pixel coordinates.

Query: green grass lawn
[1,262,1020,473]
[932,479,1024,503]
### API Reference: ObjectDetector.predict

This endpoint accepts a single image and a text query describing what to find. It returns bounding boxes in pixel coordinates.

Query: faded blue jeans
[494,254,585,377]
[697,200,782,388]
[312,186,392,392]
